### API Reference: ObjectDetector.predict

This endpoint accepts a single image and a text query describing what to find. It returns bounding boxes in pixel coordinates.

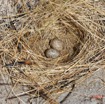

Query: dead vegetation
[0,0,105,104]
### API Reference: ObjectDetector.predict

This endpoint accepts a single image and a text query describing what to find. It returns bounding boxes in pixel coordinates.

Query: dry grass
[0,0,105,104]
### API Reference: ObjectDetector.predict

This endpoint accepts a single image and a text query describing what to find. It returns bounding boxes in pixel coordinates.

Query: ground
[0,66,105,104]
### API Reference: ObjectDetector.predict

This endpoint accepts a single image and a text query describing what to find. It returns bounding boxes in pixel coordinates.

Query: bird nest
[0,0,105,104]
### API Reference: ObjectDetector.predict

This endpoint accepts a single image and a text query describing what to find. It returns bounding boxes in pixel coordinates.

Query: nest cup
[1,0,105,103]
[27,18,84,65]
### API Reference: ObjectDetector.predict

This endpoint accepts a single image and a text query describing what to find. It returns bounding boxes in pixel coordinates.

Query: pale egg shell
[50,38,63,51]
[45,48,60,58]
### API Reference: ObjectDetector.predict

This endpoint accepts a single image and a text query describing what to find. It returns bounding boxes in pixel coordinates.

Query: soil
[0,65,105,104]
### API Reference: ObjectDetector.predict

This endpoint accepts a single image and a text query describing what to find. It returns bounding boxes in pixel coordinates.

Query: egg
[45,48,60,58]
[50,38,63,51]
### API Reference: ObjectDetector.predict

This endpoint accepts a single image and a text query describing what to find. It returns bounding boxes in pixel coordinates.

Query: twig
[60,83,75,104]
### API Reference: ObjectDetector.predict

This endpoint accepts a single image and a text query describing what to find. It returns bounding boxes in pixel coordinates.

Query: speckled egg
[45,48,60,58]
[50,38,63,51]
